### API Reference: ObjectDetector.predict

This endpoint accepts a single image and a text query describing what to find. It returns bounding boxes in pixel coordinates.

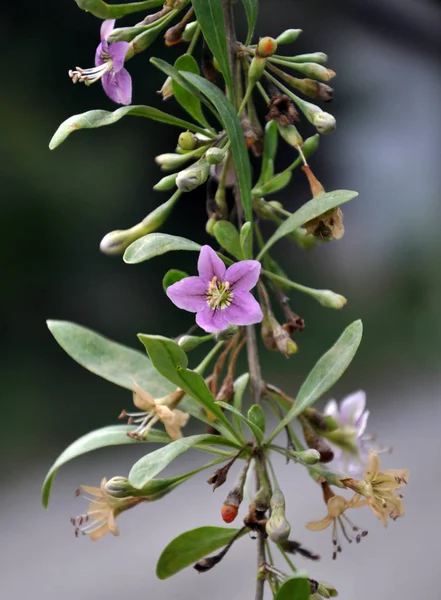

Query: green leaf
[173,55,210,128]
[275,574,310,600]
[233,373,249,435]
[162,269,188,292]
[49,105,210,150]
[216,401,264,445]
[47,320,174,397]
[42,425,170,508]
[129,434,238,488]
[266,320,363,443]
[124,233,201,264]
[75,0,163,19]
[248,404,266,435]
[241,0,259,45]
[191,0,233,97]
[253,170,292,196]
[240,222,253,259]
[181,73,253,223]
[256,190,358,260]
[137,335,242,442]
[213,221,243,259]
[157,526,247,579]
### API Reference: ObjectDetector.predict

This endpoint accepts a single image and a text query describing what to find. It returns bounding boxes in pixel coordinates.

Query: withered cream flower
[120,383,189,440]
[343,450,409,527]
[306,485,367,559]
[72,478,144,541]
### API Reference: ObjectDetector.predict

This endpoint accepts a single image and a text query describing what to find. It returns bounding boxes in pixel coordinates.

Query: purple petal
[224,291,263,326]
[355,410,369,437]
[108,41,130,72]
[197,245,226,283]
[95,42,105,67]
[166,276,207,312]
[100,19,116,42]
[102,68,132,105]
[340,390,366,425]
[324,399,338,418]
[225,260,261,292]
[196,306,228,333]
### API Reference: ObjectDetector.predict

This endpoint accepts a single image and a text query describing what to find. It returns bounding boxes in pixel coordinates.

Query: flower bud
[104,477,137,498]
[155,152,192,170]
[277,123,303,148]
[311,111,336,134]
[164,21,185,46]
[266,489,291,542]
[256,36,278,58]
[178,131,199,151]
[300,416,334,463]
[248,56,266,85]
[182,21,198,42]
[158,76,174,100]
[221,487,243,523]
[296,449,321,465]
[289,52,328,64]
[317,582,339,598]
[254,486,271,512]
[275,29,302,45]
[176,161,210,192]
[205,147,225,165]
[178,334,213,351]
[316,290,347,309]
[205,216,217,236]
[289,62,335,82]
[153,173,178,191]
[261,314,298,356]
[215,324,239,341]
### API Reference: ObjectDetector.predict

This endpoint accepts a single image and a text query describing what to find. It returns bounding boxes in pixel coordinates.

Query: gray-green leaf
[75,0,163,19]
[129,434,238,488]
[157,526,247,579]
[241,0,259,45]
[181,72,253,223]
[216,401,264,445]
[173,55,210,127]
[191,0,233,97]
[124,233,201,264]
[47,320,174,397]
[266,320,363,443]
[257,190,358,259]
[213,221,243,259]
[49,106,210,150]
[275,574,311,600]
[42,425,170,507]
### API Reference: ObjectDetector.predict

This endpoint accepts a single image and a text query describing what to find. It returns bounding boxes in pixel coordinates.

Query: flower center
[69,58,113,86]
[206,276,233,310]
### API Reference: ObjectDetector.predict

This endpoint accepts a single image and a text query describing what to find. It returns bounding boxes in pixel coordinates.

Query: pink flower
[166,245,263,333]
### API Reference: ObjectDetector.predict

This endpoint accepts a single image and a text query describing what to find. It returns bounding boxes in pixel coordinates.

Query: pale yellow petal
[327,496,348,518]
[364,451,380,482]
[348,493,368,509]
[375,469,409,491]
[89,523,111,541]
[172,409,190,429]
[306,515,333,531]
[133,383,156,411]
[80,485,103,497]
[107,511,120,536]
[163,420,183,440]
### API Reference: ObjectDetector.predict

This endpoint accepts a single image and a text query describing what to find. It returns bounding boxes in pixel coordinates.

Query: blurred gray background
[1,0,440,598]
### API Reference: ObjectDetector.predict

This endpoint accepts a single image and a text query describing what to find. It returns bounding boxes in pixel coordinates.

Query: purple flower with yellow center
[166,245,263,333]
[69,20,132,105]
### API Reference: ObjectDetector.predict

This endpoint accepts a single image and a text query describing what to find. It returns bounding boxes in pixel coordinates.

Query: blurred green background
[1,1,440,598]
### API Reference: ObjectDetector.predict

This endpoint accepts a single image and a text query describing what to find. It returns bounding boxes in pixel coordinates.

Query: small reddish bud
[221,504,239,523]
[256,37,278,58]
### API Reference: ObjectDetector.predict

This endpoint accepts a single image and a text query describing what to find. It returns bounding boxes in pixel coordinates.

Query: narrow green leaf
[240,222,253,259]
[47,320,174,397]
[253,170,292,196]
[233,372,250,435]
[213,221,243,259]
[181,73,253,223]
[49,105,210,150]
[257,190,358,260]
[266,320,363,443]
[216,401,264,444]
[248,404,266,435]
[162,269,188,292]
[42,425,170,508]
[124,233,201,264]
[191,0,233,97]
[173,55,210,128]
[241,0,259,45]
[275,574,310,600]
[157,526,247,579]
[75,0,163,19]
[129,434,238,488]
[137,335,242,441]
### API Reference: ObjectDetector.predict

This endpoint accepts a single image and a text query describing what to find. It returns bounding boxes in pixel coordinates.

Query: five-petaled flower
[120,383,189,440]
[306,483,367,559]
[166,245,263,333]
[343,450,409,527]
[72,478,144,541]
[323,390,372,478]
[69,19,132,105]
